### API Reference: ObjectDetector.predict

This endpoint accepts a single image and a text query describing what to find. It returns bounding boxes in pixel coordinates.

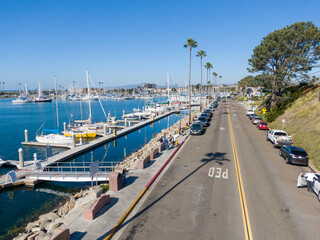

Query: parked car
[297,172,320,201]
[190,122,204,135]
[198,116,208,127]
[257,121,269,130]
[279,145,308,166]
[203,109,213,117]
[222,98,226,102]
[249,114,257,120]
[246,109,254,115]
[267,130,293,147]
[200,112,210,121]
[252,116,262,125]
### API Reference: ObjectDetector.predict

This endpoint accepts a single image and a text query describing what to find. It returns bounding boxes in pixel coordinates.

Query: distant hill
[269,86,320,170]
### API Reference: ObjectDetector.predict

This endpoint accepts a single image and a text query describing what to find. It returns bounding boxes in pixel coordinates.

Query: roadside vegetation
[268,87,320,170]
[237,21,320,170]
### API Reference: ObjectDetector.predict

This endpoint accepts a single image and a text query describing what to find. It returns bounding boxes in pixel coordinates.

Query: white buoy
[18,148,24,168]
[123,110,125,116]
[33,153,37,161]
[63,122,66,132]
[24,129,28,142]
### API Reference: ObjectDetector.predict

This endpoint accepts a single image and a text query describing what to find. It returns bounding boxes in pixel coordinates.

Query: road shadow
[99,152,229,239]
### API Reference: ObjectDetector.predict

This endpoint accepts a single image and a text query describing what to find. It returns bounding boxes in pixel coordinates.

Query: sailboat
[63,70,98,138]
[34,82,52,103]
[12,83,32,104]
[36,76,73,144]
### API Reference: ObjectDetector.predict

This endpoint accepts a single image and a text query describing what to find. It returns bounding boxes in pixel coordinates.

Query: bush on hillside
[265,84,318,122]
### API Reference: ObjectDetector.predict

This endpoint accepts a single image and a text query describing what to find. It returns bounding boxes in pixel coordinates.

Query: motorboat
[12,96,31,104]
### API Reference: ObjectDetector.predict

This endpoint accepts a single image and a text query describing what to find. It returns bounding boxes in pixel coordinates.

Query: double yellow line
[227,103,253,240]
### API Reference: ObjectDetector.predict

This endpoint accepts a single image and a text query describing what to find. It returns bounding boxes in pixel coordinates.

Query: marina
[0,110,177,189]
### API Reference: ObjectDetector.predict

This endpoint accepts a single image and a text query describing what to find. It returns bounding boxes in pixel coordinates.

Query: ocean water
[0,97,184,239]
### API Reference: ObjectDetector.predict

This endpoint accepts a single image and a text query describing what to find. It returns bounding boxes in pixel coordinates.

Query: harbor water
[0,97,184,239]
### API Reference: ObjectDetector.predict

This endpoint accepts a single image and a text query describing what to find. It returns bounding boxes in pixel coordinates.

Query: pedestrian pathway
[66,133,189,240]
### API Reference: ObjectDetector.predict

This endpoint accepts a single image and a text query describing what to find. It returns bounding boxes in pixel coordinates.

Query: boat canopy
[42,128,59,134]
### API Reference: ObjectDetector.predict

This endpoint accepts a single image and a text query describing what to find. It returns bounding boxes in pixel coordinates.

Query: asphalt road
[117,99,320,240]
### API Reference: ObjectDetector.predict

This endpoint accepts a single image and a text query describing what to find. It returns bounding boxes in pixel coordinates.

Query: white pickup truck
[266,130,293,147]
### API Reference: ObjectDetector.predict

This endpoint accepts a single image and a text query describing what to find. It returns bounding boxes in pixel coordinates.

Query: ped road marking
[227,103,253,240]
[208,167,228,179]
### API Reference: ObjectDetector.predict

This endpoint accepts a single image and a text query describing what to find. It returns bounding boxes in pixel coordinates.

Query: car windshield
[191,124,201,130]
[199,117,206,121]
[261,123,267,126]
[255,117,262,120]
[274,132,287,136]
[292,151,307,156]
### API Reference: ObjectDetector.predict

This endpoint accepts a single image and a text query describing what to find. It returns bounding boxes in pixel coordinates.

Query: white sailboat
[34,82,52,102]
[12,83,32,104]
[36,76,73,144]
[63,70,98,138]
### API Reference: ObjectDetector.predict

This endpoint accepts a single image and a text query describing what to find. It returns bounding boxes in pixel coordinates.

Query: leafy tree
[248,21,320,110]
[196,50,206,111]
[184,38,198,123]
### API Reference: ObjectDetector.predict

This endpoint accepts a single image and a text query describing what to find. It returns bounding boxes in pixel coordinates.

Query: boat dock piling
[18,148,24,167]
[24,129,28,142]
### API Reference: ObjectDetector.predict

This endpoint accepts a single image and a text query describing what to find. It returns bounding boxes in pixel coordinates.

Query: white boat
[63,70,98,138]
[12,83,32,104]
[36,133,73,144]
[12,96,31,104]
[34,82,52,102]
[36,76,72,144]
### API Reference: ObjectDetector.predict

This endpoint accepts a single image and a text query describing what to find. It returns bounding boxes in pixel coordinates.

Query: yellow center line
[227,103,253,240]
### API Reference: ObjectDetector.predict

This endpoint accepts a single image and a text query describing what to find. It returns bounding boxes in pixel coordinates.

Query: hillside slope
[269,87,320,170]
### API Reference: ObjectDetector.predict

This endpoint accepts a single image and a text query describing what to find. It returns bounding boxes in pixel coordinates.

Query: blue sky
[1,0,320,90]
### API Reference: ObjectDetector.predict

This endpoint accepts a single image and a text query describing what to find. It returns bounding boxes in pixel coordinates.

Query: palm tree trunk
[200,57,202,112]
[188,47,192,124]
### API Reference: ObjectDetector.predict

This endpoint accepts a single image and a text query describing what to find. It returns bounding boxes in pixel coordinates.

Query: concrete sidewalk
[67,133,190,240]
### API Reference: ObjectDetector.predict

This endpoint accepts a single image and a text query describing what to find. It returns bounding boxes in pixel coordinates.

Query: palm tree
[219,75,222,92]
[196,50,206,111]
[204,62,213,106]
[184,38,198,123]
[212,72,217,94]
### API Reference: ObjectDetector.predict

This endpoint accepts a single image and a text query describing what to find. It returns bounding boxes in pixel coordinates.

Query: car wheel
[266,137,269,142]
[285,157,289,164]
[279,150,282,157]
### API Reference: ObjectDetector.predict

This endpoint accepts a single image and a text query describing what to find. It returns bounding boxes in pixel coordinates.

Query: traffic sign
[90,160,99,177]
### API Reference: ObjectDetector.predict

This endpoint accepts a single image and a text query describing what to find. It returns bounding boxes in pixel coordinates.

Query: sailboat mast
[86,69,92,124]
[38,82,41,96]
[167,72,170,102]
[55,75,59,128]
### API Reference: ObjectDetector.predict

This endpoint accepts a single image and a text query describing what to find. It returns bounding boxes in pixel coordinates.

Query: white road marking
[220,127,225,131]
[208,167,228,179]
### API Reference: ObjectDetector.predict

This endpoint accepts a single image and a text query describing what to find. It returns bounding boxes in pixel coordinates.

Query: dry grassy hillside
[269,87,320,170]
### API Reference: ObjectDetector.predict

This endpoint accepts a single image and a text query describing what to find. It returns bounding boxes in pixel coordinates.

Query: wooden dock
[0,111,178,189]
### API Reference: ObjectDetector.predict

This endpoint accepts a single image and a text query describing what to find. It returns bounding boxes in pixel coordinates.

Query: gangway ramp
[26,171,110,182]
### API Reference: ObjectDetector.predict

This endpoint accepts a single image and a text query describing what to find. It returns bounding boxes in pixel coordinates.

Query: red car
[257,121,269,130]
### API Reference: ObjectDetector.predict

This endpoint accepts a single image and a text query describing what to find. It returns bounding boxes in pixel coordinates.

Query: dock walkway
[0,111,177,189]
